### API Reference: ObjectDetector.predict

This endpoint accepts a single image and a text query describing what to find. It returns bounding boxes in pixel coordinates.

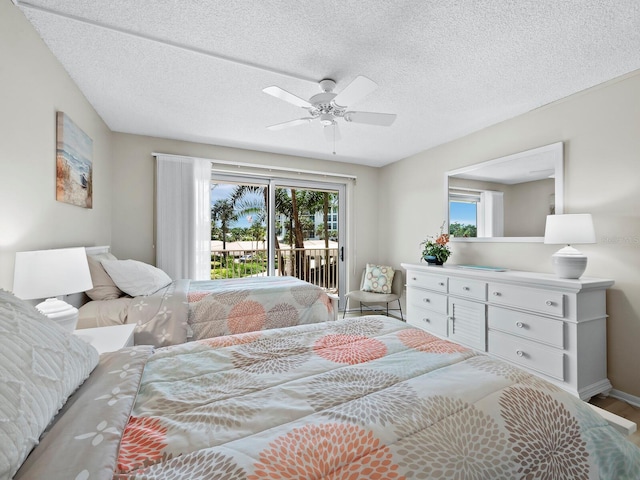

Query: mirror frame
[445,142,564,243]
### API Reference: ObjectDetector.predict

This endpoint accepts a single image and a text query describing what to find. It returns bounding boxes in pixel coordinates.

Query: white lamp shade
[544,214,596,245]
[13,247,93,300]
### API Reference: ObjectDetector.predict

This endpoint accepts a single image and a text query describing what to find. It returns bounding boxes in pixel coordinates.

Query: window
[211,180,268,278]
[449,191,479,238]
[210,174,345,303]
[449,189,504,238]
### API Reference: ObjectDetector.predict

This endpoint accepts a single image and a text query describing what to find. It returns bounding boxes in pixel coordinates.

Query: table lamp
[13,247,93,332]
[544,214,596,279]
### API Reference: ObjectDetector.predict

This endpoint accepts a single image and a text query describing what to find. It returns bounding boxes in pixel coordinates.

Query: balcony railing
[211,247,338,294]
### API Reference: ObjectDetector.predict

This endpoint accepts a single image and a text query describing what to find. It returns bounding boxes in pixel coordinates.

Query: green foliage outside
[449,222,477,238]
[211,184,338,280]
[211,254,267,279]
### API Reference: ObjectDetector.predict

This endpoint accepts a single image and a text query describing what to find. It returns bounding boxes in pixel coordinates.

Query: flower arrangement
[420,222,451,265]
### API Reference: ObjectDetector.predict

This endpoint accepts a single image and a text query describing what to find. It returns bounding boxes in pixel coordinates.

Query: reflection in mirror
[446,142,563,242]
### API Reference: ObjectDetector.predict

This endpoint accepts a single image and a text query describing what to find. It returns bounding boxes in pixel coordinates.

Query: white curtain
[155,155,211,280]
[478,191,504,237]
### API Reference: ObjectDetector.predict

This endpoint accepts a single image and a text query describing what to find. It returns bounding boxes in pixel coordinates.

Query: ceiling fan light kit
[319,79,336,93]
[263,75,397,141]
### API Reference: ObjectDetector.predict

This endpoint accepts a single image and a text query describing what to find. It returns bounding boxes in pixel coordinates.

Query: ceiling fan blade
[344,111,396,126]
[332,75,378,107]
[323,122,341,143]
[263,86,312,108]
[266,117,314,131]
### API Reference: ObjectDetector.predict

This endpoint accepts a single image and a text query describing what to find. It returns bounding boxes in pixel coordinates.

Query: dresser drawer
[449,278,487,301]
[407,306,448,337]
[407,287,448,314]
[406,271,448,293]
[488,306,564,348]
[488,331,565,381]
[488,283,564,317]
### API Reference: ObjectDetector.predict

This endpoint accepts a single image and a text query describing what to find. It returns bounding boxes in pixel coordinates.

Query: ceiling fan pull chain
[333,124,336,155]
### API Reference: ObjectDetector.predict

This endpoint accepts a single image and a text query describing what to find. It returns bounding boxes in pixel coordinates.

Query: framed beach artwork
[56,112,93,208]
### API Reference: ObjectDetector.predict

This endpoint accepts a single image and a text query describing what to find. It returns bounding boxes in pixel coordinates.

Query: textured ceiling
[15,0,640,167]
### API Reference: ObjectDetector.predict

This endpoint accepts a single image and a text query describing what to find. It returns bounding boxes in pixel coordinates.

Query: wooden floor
[590,396,640,446]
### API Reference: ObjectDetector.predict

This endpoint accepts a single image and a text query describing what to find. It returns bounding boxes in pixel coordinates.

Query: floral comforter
[119,276,334,347]
[16,316,640,479]
[186,276,335,341]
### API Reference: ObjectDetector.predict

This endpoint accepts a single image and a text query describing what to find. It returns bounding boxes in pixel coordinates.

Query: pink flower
[435,234,449,245]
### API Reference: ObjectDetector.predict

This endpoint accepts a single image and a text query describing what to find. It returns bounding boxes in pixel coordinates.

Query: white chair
[343,268,403,320]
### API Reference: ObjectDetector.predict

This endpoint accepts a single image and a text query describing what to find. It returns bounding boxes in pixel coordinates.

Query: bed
[76,246,336,347]
[3,289,639,480]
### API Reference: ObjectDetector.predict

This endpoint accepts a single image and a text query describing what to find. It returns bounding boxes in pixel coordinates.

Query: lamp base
[36,298,79,332]
[551,246,588,279]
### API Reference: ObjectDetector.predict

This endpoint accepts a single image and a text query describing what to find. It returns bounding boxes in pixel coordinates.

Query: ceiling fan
[262,76,396,142]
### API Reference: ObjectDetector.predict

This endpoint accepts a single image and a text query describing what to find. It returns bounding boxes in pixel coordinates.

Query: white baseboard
[609,389,640,408]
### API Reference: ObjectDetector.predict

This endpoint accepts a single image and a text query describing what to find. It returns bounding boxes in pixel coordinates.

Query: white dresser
[401,263,614,400]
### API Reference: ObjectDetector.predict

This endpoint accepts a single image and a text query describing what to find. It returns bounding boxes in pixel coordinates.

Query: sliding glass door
[210,174,345,303]
[272,183,342,295]
[210,177,269,279]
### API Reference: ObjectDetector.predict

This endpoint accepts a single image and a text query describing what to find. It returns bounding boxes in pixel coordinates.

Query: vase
[424,255,443,266]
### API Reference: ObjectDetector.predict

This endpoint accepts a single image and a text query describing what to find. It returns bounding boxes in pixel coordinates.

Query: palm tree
[231,185,266,224]
[296,190,336,286]
[211,198,238,260]
[274,188,295,275]
[231,191,268,252]
[229,185,289,274]
[224,184,337,281]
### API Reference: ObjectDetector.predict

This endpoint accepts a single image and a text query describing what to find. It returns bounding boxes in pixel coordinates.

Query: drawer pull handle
[516,322,524,328]
[463,286,470,291]
[545,300,553,306]
[423,318,430,323]
[423,298,430,303]
[438,282,445,286]
[516,350,525,357]
[412,277,417,281]
[492,291,501,296]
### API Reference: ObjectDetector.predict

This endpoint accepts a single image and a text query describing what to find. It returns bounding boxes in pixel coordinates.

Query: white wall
[380,70,640,398]
[503,178,554,236]
[110,133,380,295]
[0,1,113,291]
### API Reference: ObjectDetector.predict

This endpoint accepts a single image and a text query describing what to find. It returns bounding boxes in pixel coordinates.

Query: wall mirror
[445,142,563,242]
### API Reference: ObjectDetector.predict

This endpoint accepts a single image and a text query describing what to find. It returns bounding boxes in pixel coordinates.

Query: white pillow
[101,259,172,296]
[0,289,99,479]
